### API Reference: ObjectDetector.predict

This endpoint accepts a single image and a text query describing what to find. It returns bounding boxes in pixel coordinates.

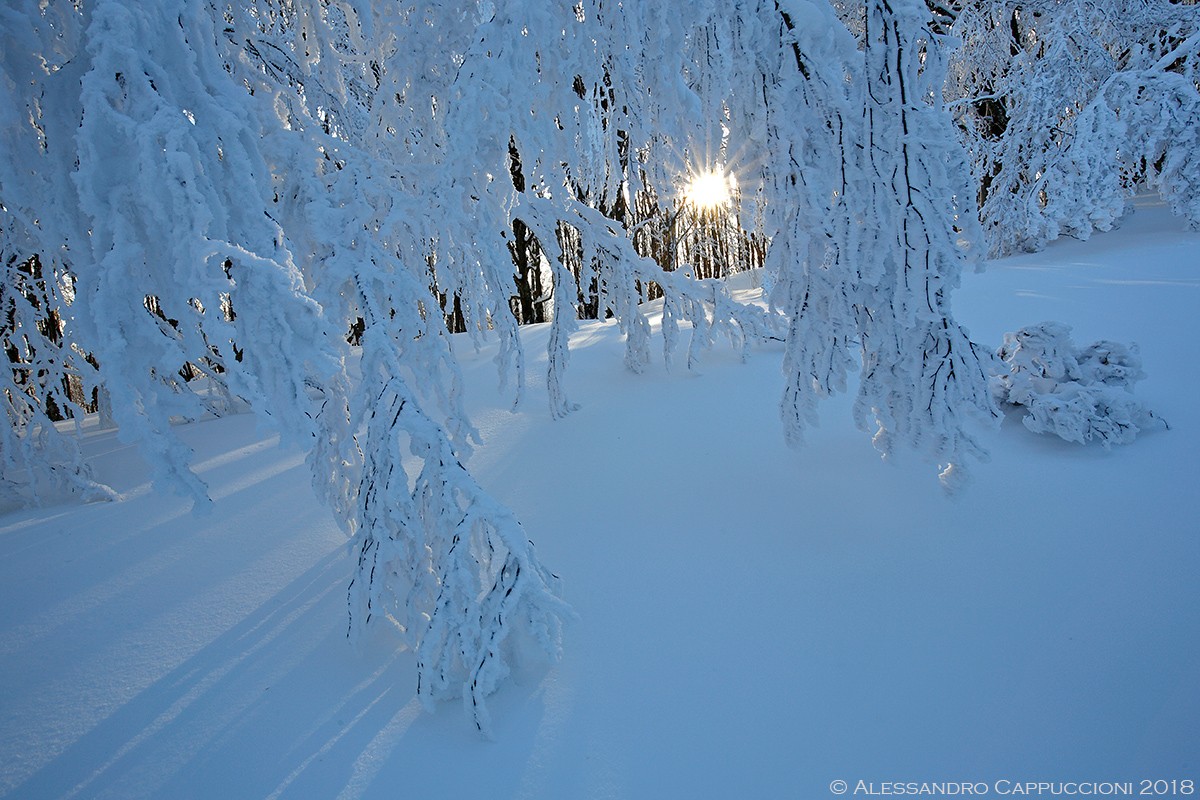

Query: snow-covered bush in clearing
[992,322,1166,446]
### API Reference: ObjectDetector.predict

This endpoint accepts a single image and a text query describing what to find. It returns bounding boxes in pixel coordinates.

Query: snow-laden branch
[4,0,1135,733]
[947,0,1200,255]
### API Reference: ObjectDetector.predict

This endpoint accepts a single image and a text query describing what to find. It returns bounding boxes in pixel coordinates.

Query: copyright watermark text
[827,780,1195,796]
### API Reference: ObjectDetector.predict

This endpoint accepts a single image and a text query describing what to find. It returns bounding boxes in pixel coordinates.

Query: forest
[2,0,1198,734]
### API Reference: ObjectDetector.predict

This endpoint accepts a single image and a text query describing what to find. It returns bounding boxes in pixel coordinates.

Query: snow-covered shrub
[992,322,1166,446]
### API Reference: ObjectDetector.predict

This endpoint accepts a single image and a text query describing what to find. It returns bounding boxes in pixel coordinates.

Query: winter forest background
[2,0,1199,790]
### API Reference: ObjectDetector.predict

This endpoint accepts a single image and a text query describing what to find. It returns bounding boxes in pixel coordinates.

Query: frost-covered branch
[947,0,1200,255]
[848,0,999,486]
[0,255,116,506]
[1,0,571,734]
[7,0,1160,734]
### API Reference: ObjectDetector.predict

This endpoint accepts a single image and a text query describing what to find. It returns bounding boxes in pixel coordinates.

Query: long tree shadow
[4,412,563,800]
[6,542,422,800]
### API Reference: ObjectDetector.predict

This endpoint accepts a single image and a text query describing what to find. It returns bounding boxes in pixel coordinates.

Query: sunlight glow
[686,169,732,210]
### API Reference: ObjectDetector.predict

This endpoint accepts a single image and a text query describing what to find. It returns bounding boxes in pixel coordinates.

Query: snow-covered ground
[2,200,1197,799]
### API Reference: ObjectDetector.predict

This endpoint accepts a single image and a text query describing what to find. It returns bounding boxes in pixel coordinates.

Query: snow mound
[992,321,1167,446]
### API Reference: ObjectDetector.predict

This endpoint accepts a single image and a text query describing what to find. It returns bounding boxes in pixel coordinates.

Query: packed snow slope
[2,200,1198,799]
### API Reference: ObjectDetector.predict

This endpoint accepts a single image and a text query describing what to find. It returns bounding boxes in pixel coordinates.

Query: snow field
[1,201,1198,798]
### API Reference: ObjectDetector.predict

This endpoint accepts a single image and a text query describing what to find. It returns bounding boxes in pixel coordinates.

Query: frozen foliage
[948,0,1200,255]
[729,0,1000,485]
[852,0,1000,487]
[0,0,572,734]
[345,272,571,736]
[2,0,1117,729]
[0,257,116,508]
[3,198,1200,796]
[429,1,786,415]
[0,6,116,509]
[992,322,1167,446]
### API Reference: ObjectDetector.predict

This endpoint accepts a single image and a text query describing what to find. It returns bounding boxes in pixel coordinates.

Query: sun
[686,169,732,210]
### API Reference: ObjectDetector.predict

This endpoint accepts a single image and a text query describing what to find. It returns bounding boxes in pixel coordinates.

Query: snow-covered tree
[850,0,1000,486]
[0,0,574,735]
[706,0,998,483]
[3,0,1019,729]
[947,0,1200,255]
[1,254,116,507]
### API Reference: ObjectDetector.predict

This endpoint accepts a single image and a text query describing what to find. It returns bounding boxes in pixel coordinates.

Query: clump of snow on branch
[992,322,1167,447]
